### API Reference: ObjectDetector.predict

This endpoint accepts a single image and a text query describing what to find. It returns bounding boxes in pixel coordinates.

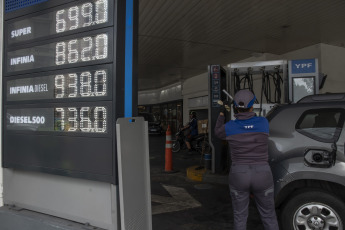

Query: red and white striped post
[165,125,173,172]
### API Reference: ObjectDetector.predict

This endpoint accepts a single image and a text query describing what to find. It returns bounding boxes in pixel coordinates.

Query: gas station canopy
[138,0,345,90]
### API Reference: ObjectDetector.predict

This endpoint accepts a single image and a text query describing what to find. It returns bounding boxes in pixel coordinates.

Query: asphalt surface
[149,135,265,230]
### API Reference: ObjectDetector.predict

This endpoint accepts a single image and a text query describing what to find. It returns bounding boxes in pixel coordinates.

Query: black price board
[2,0,130,184]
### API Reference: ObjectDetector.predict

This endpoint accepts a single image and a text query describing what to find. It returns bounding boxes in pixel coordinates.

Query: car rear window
[295,108,345,143]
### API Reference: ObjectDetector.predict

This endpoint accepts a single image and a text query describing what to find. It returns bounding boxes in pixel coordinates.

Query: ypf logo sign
[291,59,316,74]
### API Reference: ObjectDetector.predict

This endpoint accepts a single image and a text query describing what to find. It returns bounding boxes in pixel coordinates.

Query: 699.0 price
[55,106,107,133]
[56,0,108,33]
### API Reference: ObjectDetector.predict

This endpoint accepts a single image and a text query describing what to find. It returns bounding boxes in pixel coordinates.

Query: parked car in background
[138,112,164,135]
[267,93,345,230]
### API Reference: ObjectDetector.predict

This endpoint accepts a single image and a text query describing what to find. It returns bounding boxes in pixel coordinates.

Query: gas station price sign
[2,0,123,183]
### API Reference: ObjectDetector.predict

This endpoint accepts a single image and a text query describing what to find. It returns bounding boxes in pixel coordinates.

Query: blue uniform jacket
[214,112,269,164]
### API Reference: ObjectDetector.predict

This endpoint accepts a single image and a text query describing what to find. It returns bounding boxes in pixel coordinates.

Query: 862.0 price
[55,33,108,65]
[55,106,107,133]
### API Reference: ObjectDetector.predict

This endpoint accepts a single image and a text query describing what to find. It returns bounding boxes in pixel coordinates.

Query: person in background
[182,111,198,154]
[214,89,279,230]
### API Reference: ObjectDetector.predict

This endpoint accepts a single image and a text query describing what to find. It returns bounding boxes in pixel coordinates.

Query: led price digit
[68,73,78,97]
[56,42,66,65]
[55,75,65,98]
[55,108,65,131]
[94,107,107,132]
[80,72,92,96]
[68,108,78,131]
[81,37,92,61]
[68,6,79,30]
[81,3,93,27]
[68,39,79,63]
[95,34,108,59]
[95,0,108,24]
[80,107,92,132]
[94,70,107,96]
[56,10,66,33]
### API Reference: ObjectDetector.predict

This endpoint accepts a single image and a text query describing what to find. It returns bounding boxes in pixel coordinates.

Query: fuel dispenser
[208,59,326,174]
[228,60,288,118]
[208,61,288,173]
[208,65,228,173]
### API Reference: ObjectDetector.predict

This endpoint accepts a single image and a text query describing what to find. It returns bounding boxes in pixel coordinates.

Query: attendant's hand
[218,100,231,114]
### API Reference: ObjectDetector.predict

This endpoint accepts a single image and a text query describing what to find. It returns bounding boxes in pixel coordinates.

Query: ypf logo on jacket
[225,116,269,136]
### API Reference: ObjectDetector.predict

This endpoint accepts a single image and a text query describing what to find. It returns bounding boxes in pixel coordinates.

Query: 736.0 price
[55,106,107,133]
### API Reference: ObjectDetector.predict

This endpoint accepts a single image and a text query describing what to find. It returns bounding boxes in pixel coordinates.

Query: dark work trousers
[229,163,279,230]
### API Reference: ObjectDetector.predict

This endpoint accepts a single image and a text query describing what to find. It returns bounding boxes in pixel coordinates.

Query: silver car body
[267,93,345,207]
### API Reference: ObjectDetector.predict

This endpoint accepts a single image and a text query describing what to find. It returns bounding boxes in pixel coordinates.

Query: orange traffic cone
[165,125,174,172]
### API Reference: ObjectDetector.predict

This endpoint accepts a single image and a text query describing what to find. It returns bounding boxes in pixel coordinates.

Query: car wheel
[172,141,180,153]
[281,190,345,230]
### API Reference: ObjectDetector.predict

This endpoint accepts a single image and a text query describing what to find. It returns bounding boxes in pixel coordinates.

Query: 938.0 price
[55,69,107,98]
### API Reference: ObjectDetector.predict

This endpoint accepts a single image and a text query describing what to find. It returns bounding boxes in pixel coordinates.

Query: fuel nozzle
[222,89,234,103]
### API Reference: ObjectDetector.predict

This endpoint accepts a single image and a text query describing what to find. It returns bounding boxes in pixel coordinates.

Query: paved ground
[149,135,266,230]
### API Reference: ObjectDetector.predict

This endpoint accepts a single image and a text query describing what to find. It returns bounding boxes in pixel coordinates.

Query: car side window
[296,108,345,143]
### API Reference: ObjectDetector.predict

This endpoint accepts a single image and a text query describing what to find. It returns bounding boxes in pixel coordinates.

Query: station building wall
[138,73,210,126]
[181,72,209,124]
[138,83,183,134]
[319,44,345,93]
[138,83,182,105]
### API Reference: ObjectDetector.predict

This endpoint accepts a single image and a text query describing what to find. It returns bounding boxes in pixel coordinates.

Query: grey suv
[267,93,345,230]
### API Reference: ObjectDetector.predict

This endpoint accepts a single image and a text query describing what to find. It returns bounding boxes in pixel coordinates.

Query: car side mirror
[304,145,336,168]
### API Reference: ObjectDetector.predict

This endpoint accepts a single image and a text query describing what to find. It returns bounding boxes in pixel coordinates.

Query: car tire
[172,141,180,153]
[281,190,345,230]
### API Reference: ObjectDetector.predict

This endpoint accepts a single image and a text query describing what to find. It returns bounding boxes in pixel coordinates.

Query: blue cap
[233,90,256,108]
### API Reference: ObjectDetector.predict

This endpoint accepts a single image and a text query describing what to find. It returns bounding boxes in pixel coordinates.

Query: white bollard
[0,168,2,207]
